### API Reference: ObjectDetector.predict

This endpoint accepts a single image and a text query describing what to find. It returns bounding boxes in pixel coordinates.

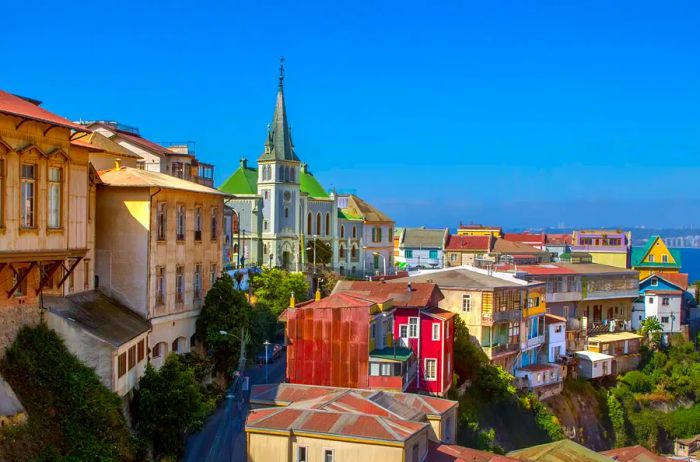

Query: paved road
[183,354,287,462]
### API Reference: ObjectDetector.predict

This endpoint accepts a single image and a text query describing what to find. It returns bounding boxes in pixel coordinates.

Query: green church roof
[219,160,258,195]
[300,165,329,199]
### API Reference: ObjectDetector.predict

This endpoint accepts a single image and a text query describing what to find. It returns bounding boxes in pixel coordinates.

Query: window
[648,297,654,304]
[432,323,440,341]
[210,264,217,287]
[190,334,197,348]
[48,166,62,228]
[137,340,145,362]
[339,245,345,258]
[316,212,321,235]
[194,264,202,300]
[405,250,413,258]
[340,225,345,238]
[194,206,202,240]
[661,316,670,323]
[373,254,379,270]
[450,253,457,262]
[290,167,295,183]
[128,345,136,370]
[408,317,418,338]
[429,249,438,259]
[352,225,357,238]
[20,164,36,228]
[325,213,330,236]
[351,244,357,259]
[372,226,382,243]
[136,160,145,169]
[323,449,334,462]
[662,255,668,263]
[425,358,437,381]
[83,259,90,289]
[175,266,184,303]
[462,294,471,312]
[650,277,658,286]
[648,255,654,263]
[263,220,268,231]
[172,338,180,353]
[156,266,165,305]
[176,204,185,240]
[297,446,308,462]
[307,213,312,234]
[399,325,408,339]
[157,203,167,240]
[662,297,670,306]
[284,207,289,218]
[152,342,165,358]
[211,207,218,240]
[118,352,127,378]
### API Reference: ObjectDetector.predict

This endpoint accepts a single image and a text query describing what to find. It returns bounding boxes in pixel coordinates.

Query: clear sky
[3,1,699,229]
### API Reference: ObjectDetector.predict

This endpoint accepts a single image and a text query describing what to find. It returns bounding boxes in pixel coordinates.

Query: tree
[134,355,214,459]
[251,268,310,316]
[305,238,333,267]
[608,392,629,447]
[318,268,343,297]
[196,272,253,374]
[640,316,663,349]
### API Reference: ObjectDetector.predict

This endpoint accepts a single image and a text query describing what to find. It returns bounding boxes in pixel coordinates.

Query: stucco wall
[0,305,41,356]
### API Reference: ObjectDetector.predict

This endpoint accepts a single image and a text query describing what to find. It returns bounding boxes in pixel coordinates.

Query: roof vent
[407,282,413,292]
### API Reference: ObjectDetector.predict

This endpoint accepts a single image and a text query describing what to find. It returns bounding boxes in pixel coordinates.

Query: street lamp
[306,235,318,292]
[372,251,386,276]
[263,340,271,384]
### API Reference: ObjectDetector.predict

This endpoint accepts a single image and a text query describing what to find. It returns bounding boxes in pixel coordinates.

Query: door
[399,325,409,347]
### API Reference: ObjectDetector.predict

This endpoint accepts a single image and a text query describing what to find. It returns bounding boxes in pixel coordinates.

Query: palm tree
[640,316,663,349]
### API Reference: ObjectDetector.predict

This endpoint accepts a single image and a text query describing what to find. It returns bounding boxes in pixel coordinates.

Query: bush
[620,370,654,393]
[0,323,134,461]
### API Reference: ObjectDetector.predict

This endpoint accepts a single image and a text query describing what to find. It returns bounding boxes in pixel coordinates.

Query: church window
[264,220,268,231]
[340,225,345,238]
[316,212,321,235]
[290,167,295,183]
[307,213,312,234]
[339,245,345,258]
[285,207,289,218]
[280,166,284,181]
[352,225,357,238]
[325,213,330,236]
[351,244,357,259]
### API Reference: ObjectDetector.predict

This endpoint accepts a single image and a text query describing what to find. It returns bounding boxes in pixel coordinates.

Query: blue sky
[3,1,699,229]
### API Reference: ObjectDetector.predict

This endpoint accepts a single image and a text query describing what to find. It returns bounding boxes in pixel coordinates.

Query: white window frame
[662,297,670,306]
[650,277,658,286]
[462,294,471,312]
[424,358,437,381]
[432,322,440,341]
[47,166,62,229]
[323,448,335,462]
[408,317,419,338]
[399,324,408,339]
[297,445,308,462]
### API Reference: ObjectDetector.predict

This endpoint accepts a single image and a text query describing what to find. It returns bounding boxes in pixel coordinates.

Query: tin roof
[575,351,615,362]
[601,445,674,462]
[332,281,443,308]
[504,232,545,245]
[44,291,150,347]
[394,268,529,290]
[0,90,87,132]
[401,227,448,249]
[587,332,642,343]
[429,442,520,462]
[445,234,491,251]
[98,166,229,196]
[508,439,614,462]
[545,314,567,324]
[294,292,389,310]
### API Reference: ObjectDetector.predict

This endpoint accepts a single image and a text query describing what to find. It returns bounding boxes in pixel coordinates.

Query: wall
[247,432,290,461]
[0,304,41,355]
[589,252,628,269]
[643,294,682,333]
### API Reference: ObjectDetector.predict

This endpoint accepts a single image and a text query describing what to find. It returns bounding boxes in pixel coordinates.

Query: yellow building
[631,235,682,279]
[570,230,631,269]
[247,383,459,462]
[456,223,503,238]
[95,166,228,369]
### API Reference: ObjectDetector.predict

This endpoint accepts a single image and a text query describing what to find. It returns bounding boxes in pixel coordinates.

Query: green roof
[369,346,413,362]
[219,164,258,195]
[631,236,682,269]
[300,167,329,199]
[338,208,363,221]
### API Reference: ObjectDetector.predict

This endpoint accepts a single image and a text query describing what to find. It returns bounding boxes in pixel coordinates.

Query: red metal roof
[332,281,443,308]
[602,445,674,462]
[0,90,87,132]
[504,232,545,245]
[445,234,491,251]
[648,272,689,291]
[546,233,573,245]
[294,292,388,310]
[545,314,567,324]
[424,307,456,321]
[114,129,174,156]
[428,442,520,462]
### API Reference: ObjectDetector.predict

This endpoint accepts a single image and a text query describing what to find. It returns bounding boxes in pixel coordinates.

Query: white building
[396,227,448,270]
[575,351,614,379]
[544,314,567,363]
[632,274,684,336]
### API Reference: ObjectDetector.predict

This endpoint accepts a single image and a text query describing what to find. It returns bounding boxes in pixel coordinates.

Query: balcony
[482,309,521,324]
[369,347,415,392]
[482,342,519,358]
[524,334,545,349]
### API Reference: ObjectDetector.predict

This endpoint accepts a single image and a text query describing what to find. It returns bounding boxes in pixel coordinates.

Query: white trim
[408,317,419,338]
[322,447,335,462]
[432,322,440,341]
[296,445,308,462]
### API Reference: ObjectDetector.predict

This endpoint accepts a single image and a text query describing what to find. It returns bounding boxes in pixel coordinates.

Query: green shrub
[620,370,654,393]
[0,323,134,461]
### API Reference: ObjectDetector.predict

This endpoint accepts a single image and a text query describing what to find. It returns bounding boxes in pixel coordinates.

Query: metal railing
[482,342,519,358]
[482,309,522,323]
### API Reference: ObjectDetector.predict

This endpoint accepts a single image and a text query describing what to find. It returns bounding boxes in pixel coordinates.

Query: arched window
[325,213,330,236]
[266,165,271,181]
[172,337,186,353]
[352,225,357,238]
[152,341,168,358]
[284,207,289,218]
[339,245,345,258]
[316,212,321,235]
[280,166,284,181]
[264,244,268,254]
[351,244,357,259]
[307,212,313,234]
[233,243,239,254]
[290,167,295,183]
[340,225,345,238]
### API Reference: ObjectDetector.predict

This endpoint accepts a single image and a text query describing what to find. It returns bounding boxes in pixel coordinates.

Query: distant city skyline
[3,1,699,229]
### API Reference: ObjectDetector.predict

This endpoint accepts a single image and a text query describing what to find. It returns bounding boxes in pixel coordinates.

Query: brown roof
[602,445,674,462]
[646,272,689,291]
[97,166,229,196]
[111,128,174,156]
[80,132,140,158]
[0,90,88,132]
[332,281,443,308]
[402,227,448,248]
[493,238,547,255]
[445,234,491,251]
[343,194,393,223]
[545,314,567,324]
[294,292,389,310]
[424,307,456,321]
[429,442,520,462]
[546,233,573,245]
[504,232,545,245]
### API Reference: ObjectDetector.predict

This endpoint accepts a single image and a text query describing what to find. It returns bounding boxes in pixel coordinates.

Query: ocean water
[678,247,700,284]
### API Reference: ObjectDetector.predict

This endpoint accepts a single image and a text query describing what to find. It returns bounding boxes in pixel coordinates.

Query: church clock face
[284,191,292,202]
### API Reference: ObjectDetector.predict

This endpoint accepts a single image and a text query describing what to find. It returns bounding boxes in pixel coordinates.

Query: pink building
[333,281,455,396]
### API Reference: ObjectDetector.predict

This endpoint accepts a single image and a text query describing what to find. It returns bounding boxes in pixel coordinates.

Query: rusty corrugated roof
[98,166,229,196]
[0,90,88,132]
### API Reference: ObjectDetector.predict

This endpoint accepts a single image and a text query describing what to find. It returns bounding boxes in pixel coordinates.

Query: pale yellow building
[247,383,459,462]
[95,166,228,368]
[456,223,503,238]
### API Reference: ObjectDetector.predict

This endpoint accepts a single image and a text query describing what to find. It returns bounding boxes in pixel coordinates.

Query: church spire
[259,57,299,162]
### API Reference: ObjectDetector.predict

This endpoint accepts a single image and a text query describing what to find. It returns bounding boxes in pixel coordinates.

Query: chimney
[289,291,295,308]
[315,287,321,301]
[240,158,247,169]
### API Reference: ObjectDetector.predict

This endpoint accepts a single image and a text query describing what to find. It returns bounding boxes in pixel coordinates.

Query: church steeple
[259,58,300,162]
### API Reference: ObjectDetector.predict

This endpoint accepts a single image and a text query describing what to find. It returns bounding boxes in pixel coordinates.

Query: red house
[279,292,417,392]
[333,281,455,396]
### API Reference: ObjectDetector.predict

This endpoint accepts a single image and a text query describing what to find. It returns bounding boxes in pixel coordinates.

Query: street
[183,354,287,462]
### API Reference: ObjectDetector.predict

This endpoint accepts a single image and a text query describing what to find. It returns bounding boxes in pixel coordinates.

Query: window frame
[462,294,471,312]
[47,165,63,229]
[194,263,202,300]
[297,446,308,462]
[175,265,184,304]
[155,266,165,306]
[424,358,438,381]
[432,322,440,341]
[194,205,202,241]
[117,352,127,378]
[156,202,167,241]
[20,163,37,229]
[176,203,186,241]
[322,448,335,462]
[408,317,419,338]
[210,207,218,241]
